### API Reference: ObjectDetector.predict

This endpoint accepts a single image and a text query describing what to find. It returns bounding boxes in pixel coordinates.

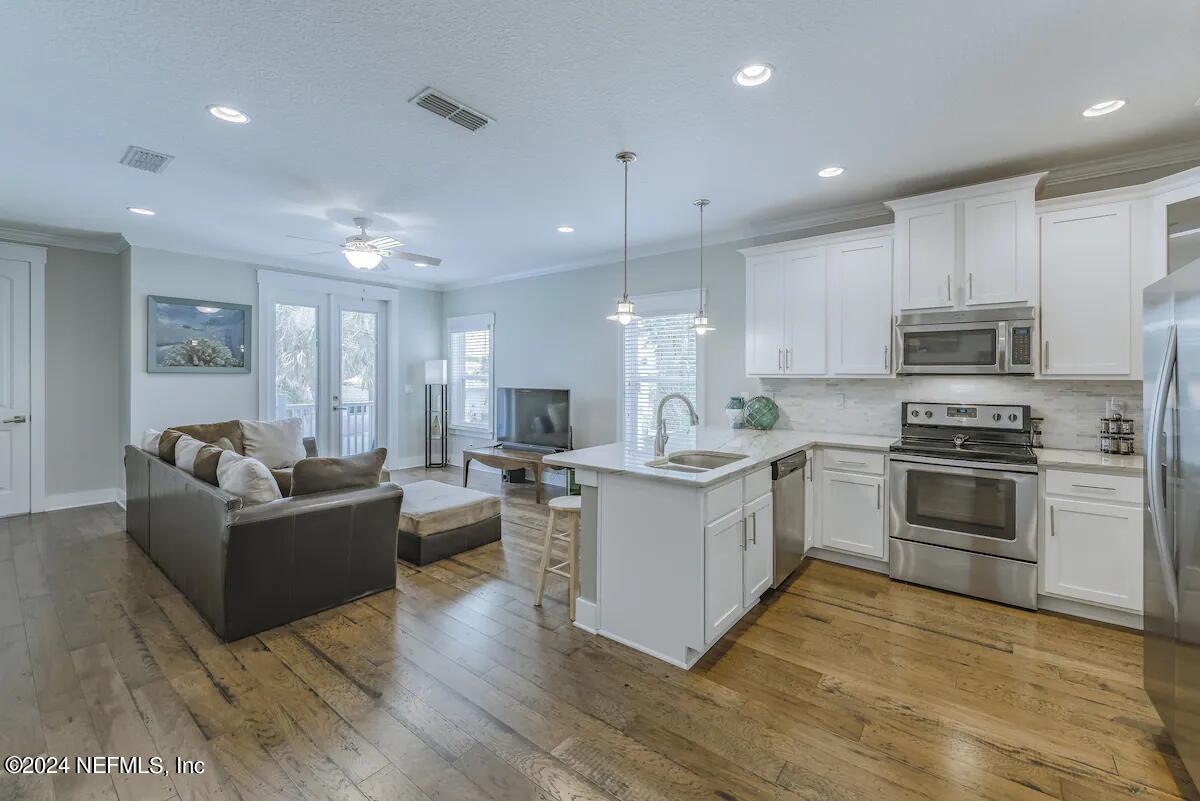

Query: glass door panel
[905,469,1017,541]
[335,301,385,456]
[273,303,320,441]
[901,328,998,366]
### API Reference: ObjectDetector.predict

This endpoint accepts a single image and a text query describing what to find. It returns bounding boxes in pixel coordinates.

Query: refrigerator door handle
[1148,322,1180,619]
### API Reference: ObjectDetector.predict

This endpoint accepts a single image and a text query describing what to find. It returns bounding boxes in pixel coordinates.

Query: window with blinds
[448,316,493,431]
[622,311,698,449]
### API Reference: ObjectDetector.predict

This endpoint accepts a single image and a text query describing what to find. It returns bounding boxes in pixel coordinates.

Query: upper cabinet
[887,173,1044,313]
[829,236,893,376]
[745,246,826,376]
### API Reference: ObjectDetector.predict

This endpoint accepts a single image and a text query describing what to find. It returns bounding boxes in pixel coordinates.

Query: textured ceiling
[0,0,1198,287]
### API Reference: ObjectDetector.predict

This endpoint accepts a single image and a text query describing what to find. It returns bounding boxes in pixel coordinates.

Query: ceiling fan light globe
[344,249,383,270]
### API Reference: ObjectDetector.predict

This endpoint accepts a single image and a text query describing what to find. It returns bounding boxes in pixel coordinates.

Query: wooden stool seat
[534,494,582,620]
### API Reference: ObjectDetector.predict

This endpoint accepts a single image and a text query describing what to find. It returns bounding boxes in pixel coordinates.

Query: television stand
[461,445,569,505]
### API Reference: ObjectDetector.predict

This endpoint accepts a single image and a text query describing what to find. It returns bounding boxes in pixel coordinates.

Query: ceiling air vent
[410,88,492,132]
[120,145,174,174]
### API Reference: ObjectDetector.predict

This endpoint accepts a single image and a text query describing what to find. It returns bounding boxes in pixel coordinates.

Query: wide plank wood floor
[0,465,1194,801]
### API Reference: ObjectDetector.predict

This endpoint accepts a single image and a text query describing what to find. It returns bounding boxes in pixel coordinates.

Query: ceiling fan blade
[392,251,442,267]
[297,249,341,256]
[286,234,344,246]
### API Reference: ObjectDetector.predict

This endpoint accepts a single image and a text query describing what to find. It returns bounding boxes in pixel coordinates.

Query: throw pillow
[240,418,306,469]
[192,442,231,485]
[290,448,387,497]
[172,420,245,454]
[158,429,183,463]
[216,451,283,504]
[140,428,162,453]
[174,435,206,475]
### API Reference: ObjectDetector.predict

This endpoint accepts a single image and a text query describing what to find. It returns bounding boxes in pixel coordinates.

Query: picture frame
[147,295,253,373]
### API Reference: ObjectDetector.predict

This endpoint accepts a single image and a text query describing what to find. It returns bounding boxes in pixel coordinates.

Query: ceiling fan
[287,217,441,271]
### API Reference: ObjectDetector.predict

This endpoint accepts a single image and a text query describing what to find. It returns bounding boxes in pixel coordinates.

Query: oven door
[889,456,1037,562]
[896,321,1006,375]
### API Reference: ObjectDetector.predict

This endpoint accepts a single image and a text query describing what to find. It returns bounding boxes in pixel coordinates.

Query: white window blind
[622,309,698,449]
[448,315,493,431]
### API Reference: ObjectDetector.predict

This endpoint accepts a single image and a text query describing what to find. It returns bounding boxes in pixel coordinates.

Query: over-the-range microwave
[895,307,1036,375]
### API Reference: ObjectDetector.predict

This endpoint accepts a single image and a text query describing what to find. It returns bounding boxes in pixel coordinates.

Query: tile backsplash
[758,377,1143,451]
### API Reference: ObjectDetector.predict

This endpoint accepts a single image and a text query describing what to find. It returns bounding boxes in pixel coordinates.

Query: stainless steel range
[888,402,1038,609]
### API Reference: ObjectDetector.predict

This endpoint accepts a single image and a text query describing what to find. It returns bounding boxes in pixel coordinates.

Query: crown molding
[1042,140,1200,187]
[0,225,127,254]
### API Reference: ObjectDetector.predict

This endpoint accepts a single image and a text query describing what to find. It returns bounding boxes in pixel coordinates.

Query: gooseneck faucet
[654,393,700,456]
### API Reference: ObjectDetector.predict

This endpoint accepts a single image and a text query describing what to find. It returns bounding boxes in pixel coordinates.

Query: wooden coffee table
[461,445,569,504]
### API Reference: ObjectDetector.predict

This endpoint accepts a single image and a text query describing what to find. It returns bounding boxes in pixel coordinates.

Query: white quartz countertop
[544,427,895,487]
[1036,448,1144,474]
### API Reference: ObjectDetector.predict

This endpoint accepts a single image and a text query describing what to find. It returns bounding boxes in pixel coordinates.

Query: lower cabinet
[704,489,774,645]
[743,492,774,607]
[819,468,887,559]
[1043,496,1142,612]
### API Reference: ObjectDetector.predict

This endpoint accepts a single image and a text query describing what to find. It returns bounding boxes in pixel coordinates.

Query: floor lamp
[424,359,449,468]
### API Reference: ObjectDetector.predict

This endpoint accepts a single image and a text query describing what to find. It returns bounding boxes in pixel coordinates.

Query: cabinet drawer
[743,467,771,503]
[1045,469,1140,504]
[822,448,885,475]
[705,479,744,523]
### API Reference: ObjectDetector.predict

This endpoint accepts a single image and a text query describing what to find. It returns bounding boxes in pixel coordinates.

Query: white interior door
[0,257,30,517]
[333,297,386,456]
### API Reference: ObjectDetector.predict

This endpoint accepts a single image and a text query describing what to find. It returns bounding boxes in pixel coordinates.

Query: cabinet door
[830,237,893,375]
[705,508,745,644]
[783,247,827,375]
[1044,498,1142,611]
[964,190,1036,306]
[1040,203,1132,376]
[745,254,787,375]
[743,493,774,607]
[895,201,956,311]
[820,470,886,559]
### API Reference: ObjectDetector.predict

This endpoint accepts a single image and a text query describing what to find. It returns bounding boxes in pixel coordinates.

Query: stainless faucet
[654,393,700,456]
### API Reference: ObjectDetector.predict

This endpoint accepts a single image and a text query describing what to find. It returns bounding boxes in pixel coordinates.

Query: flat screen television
[495,387,571,451]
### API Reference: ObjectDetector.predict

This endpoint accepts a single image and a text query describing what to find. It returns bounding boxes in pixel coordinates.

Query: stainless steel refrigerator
[1144,199,1200,781]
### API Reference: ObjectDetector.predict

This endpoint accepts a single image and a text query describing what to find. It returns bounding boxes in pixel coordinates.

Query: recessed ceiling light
[1082,99,1125,117]
[734,63,774,87]
[206,104,251,124]
[557,225,575,233]
[817,166,845,178]
[126,206,156,216]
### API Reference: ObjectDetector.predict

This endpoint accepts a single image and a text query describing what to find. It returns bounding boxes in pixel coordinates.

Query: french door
[268,290,387,457]
[0,253,31,516]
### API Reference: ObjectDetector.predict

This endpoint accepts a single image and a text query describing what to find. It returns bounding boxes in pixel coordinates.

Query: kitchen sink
[645,450,747,472]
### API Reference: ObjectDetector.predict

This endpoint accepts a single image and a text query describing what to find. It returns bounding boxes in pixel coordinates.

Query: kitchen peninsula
[545,427,893,668]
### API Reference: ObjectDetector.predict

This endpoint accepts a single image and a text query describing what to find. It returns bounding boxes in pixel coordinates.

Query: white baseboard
[573,598,598,633]
[1038,594,1143,630]
[116,489,126,509]
[43,488,122,512]
[387,455,428,471]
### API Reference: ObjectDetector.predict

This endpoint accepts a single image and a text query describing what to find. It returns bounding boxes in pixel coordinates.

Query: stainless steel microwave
[896,307,1036,375]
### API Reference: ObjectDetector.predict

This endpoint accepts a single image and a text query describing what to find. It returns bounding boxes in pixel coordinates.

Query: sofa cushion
[270,468,293,497]
[241,418,306,469]
[216,451,283,504]
[193,441,233,486]
[172,420,245,454]
[397,480,501,537]
[290,448,386,496]
[158,429,184,463]
[174,435,206,475]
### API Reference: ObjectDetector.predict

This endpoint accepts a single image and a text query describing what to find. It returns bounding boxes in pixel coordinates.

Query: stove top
[889,401,1037,466]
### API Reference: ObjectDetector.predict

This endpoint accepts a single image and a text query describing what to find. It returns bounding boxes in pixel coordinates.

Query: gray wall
[45,246,121,495]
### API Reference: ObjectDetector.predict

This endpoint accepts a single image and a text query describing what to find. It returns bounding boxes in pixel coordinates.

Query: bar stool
[534,495,581,620]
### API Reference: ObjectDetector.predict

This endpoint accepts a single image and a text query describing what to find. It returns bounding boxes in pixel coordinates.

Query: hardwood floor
[0,465,1193,801]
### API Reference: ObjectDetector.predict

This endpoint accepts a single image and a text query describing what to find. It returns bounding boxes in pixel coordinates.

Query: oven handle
[1147,322,1179,619]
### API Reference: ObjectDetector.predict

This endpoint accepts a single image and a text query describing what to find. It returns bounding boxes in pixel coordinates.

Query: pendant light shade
[607,151,641,325]
[692,198,715,335]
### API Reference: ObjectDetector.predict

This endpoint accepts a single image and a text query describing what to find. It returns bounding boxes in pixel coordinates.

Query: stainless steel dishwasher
[771,451,807,587]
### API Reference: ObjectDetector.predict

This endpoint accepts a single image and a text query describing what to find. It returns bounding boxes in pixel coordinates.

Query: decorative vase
[743,395,780,430]
[430,415,442,438]
[724,395,746,429]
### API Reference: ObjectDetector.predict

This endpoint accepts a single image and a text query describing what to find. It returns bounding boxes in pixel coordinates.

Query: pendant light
[691,198,715,335]
[607,151,641,325]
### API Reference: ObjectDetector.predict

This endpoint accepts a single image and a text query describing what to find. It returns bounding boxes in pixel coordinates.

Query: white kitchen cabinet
[887,173,1045,313]
[744,246,826,376]
[892,200,956,311]
[742,492,774,607]
[820,469,887,559]
[1039,202,1132,377]
[964,189,1037,306]
[1043,496,1142,612]
[829,236,894,375]
[704,507,745,643]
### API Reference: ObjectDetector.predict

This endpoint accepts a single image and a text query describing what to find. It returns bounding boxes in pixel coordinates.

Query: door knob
[3,415,26,424]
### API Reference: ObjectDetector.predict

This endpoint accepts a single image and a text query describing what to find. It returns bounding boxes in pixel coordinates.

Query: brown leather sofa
[124,444,403,641]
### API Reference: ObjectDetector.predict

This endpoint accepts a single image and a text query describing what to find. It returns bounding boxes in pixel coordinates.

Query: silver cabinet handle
[786,349,791,370]
[1043,340,1049,369]
[946,274,951,302]
[3,415,26,424]
[1072,483,1116,492]
[740,521,747,550]
[778,348,783,370]
[968,272,974,299]
[1049,505,1055,536]
[883,345,889,371]
[876,484,881,510]
[750,511,757,545]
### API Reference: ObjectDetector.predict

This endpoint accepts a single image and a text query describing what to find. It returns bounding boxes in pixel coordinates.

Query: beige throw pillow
[290,448,387,496]
[216,451,283,504]
[174,434,206,475]
[240,418,306,469]
[140,428,162,453]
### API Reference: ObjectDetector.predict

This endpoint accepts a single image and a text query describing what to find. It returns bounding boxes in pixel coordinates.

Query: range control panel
[902,402,1030,431]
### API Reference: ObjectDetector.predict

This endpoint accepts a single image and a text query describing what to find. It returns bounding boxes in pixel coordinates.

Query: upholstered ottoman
[396,480,502,565]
